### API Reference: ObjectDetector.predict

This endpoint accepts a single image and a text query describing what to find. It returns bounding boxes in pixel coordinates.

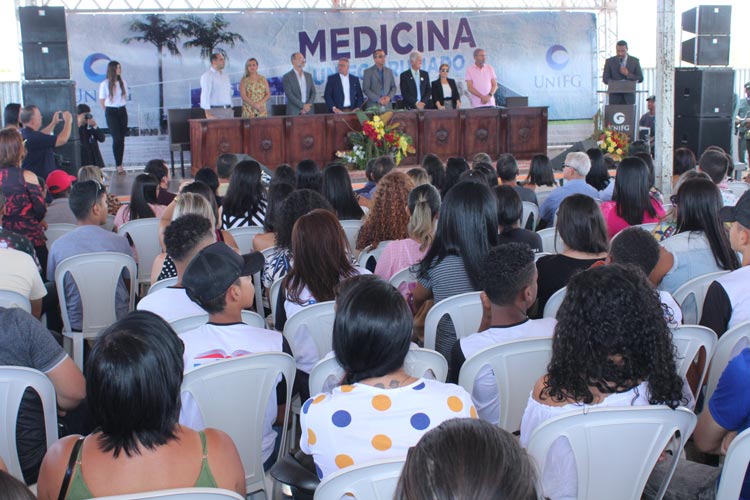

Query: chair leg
[72,333,84,371]
[180,149,185,178]
[170,150,176,177]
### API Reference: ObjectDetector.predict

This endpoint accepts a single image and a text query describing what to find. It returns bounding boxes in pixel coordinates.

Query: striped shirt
[221,198,268,229]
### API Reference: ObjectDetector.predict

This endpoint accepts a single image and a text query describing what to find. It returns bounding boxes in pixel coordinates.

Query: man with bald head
[282,52,316,116]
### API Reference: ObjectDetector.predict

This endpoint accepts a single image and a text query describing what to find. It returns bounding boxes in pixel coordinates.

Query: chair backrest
[94,488,246,500]
[522,201,540,231]
[339,219,363,252]
[120,218,162,284]
[260,245,278,262]
[170,311,267,335]
[167,108,192,146]
[309,347,448,395]
[672,271,731,325]
[148,277,179,295]
[458,337,552,433]
[526,406,697,500]
[534,252,552,262]
[104,214,116,232]
[543,286,567,319]
[45,223,78,251]
[388,266,417,291]
[705,321,750,404]
[715,426,750,500]
[670,325,717,396]
[728,182,750,197]
[313,458,405,500]
[283,301,337,371]
[357,241,393,271]
[0,366,58,482]
[181,352,296,496]
[0,289,31,313]
[537,227,562,254]
[424,292,483,351]
[227,226,266,255]
[269,277,284,323]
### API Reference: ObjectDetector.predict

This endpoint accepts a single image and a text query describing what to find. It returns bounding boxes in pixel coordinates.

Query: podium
[606,80,637,105]
[602,81,637,140]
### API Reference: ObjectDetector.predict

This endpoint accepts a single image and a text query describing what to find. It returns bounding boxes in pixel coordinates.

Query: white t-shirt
[659,290,683,329]
[0,248,46,300]
[300,378,476,480]
[98,78,128,107]
[136,286,206,323]
[178,322,284,462]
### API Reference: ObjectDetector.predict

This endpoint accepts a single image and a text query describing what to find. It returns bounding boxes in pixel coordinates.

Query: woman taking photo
[355,171,414,251]
[431,64,461,110]
[37,311,245,499]
[321,163,363,221]
[240,58,270,118]
[114,173,165,231]
[221,159,267,228]
[600,156,665,238]
[99,61,128,175]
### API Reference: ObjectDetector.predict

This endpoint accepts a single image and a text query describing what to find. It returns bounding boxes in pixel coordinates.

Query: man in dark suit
[282,52,316,116]
[324,59,365,114]
[399,51,431,110]
[362,50,397,111]
[602,40,643,105]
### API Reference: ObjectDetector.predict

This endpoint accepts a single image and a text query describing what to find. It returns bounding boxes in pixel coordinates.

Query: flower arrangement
[336,111,414,169]
[597,128,630,161]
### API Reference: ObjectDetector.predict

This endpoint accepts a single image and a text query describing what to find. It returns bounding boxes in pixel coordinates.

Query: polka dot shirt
[299,378,476,480]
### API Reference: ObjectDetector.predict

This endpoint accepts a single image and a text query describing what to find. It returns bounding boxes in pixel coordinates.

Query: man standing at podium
[602,40,643,105]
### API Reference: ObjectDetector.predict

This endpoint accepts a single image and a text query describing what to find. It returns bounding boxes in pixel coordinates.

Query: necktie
[414,70,421,102]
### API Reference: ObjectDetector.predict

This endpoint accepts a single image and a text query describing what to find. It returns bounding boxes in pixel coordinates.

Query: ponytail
[407,184,441,251]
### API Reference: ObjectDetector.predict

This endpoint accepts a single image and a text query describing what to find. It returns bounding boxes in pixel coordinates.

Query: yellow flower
[608,146,615,153]
[605,131,612,137]
[616,148,622,155]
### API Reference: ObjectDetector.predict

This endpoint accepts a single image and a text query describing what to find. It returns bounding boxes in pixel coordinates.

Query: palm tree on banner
[177,14,245,60]
[123,14,182,133]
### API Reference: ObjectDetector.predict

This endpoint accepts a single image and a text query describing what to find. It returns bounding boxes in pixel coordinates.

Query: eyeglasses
[440,69,449,72]
[669,194,679,205]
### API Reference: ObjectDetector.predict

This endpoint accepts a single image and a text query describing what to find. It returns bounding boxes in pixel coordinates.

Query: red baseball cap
[46,170,76,194]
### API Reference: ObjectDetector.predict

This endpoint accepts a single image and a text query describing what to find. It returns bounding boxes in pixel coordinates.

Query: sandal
[117,167,126,176]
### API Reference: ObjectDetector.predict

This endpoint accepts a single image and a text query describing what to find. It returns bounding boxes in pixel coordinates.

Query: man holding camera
[77,104,105,169]
[19,105,72,179]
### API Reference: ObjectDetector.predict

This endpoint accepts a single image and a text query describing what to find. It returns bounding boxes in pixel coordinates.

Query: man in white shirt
[323,58,364,113]
[200,52,233,119]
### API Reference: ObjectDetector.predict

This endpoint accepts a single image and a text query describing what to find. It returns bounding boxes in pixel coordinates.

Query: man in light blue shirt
[538,152,599,228]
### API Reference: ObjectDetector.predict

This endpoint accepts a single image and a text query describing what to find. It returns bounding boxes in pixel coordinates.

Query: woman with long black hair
[99,60,128,175]
[113,173,164,231]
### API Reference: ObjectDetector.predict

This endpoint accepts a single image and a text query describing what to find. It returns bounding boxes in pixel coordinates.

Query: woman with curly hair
[355,171,414,251]
[520,264,689,500]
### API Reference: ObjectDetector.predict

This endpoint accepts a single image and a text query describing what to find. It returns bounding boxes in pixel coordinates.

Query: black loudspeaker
[674,116,732,157]
[19,7,70,80]
[681,36,730,66]
[19,7,67,43]
[674,68,733,117]
[681,5,731,35]
[549,139,598,171]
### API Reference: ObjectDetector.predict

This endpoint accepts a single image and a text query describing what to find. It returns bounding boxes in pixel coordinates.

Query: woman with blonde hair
[355,171,414,251]
[240,58,271,118]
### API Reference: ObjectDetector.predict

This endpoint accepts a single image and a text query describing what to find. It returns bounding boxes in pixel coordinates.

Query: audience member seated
[374,183,440,286]
[538,152,599,229]
[652,170,710,242]
[216,153,239,197]
[586,148,614,201]
[299,276,476,480]
[600,156,665,238]
[523,154,558,196]
[0,468,37,500]
[296,159,322,193]
[701,191,750,337]
[137,214,212,322]
[44,170,77,225]
[421,153,445,194]
[472,162,498,187]
[113,173,165,231]
[253,181,295,253]
[47,180,133,331]
[321,163,363,220]
[635,152,665,205]
[194,167,222,205]
[221,160,267,229]
[0,247,46,318]
[698,149,737,206]
[673,147,696,189]
[442,157,469,197]
[497,153,537,205]
[449,243,556,424]
[405,166,431,187]
[1,307,85,485]
[356,171,414,251]
[180,243,289,470]
[659,177,740,294]
[356,155,395,204]
[77,165,121,216]
[280,209,369,371]
[495,185,542,252]
[532,195,608,318]
[37,311,245,499]
[144,159,176,206]
[471,152,492,169]
[413,182,498,359]
[458,169,489,186]
[0,191,41,269]
[395,418,538,500]
[520,264,690,500]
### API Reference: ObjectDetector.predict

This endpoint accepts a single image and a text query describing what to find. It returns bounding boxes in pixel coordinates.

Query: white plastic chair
[313,458,405,500]
[0,289,32,313]
[0,367,58,483]
[388,266,416,291]
[543,286,567,319]
[705,321,750,405]
[170,310,267,335]
[728,181,750,198]
[94,488,246,500]
[340,219,363,251]
[227,226,265,255]
[269,277,284,324]
[537,227,562,254]
[526,406,697,500]
[522,201,540,231]
[260,245,278,263]
[103,214,116,232]
[283,301,336,371]
[534,252,552,262]
[357,240,393,270]
[423,292,483,352]
[309,347,448,395]
[120,218,162,288]
[55,252,137,370]
[672,271,730,325]
[458,337,552,433]
[148,277,178,295]
[716,426,750,500]
[44,223,77,251]
[181,352,295,497]
[670,325,717,396]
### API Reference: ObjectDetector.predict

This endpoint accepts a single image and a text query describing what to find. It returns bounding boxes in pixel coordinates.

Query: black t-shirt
[531,254,604,319]
[700,281,733,338]
[498,228,543,253]
[20,128,57,179]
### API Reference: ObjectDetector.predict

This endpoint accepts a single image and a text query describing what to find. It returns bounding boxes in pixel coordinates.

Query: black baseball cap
[183,242,265,306]
[719,190,750,229]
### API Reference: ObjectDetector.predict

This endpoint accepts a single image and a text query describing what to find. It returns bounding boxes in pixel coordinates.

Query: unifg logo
[613,112,626,125]
[83,53,111,83]
[545,45,569,71]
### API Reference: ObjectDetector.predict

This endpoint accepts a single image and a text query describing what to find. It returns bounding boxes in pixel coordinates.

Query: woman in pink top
[114,173,166,231]
[375,184,440,291]
[600,156,665,238]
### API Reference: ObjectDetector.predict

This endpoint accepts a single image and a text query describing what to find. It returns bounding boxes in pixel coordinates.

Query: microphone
[619,57,624,65]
